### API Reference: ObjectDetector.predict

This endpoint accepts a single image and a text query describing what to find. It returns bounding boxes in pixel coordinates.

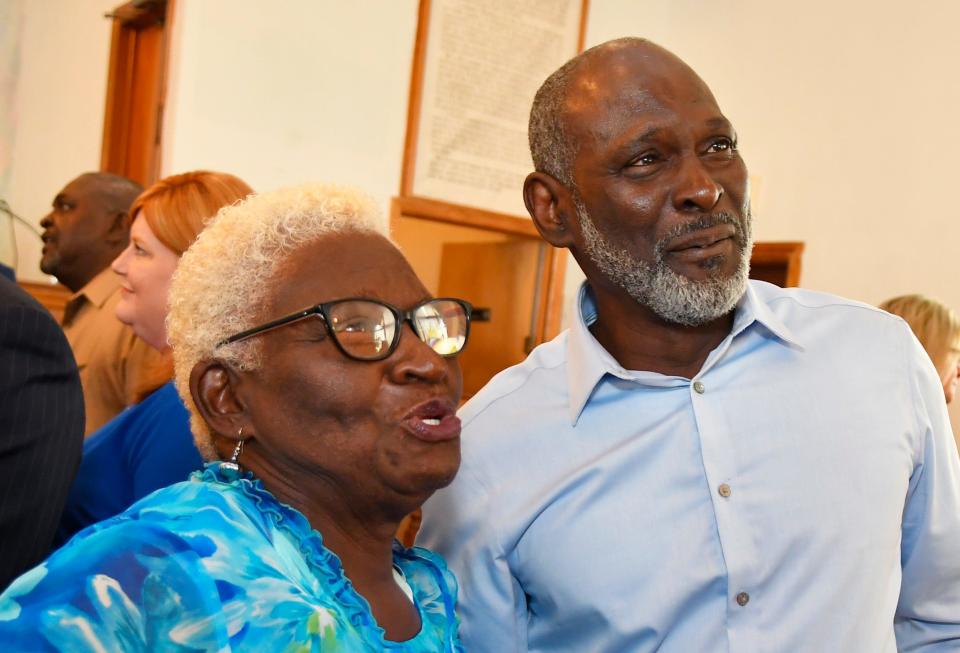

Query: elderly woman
[880,294,960,404]
[54,171,253,546]
[0,184,467,651]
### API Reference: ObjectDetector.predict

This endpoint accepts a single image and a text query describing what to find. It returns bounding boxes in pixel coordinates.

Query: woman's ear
[523,172,577,248]
[190,360,248,454]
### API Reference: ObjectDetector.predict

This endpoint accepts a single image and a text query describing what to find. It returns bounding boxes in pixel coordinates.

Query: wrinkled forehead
[563,44,721,145]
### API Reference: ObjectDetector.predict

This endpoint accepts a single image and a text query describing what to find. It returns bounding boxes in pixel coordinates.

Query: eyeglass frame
[216,296,473,361]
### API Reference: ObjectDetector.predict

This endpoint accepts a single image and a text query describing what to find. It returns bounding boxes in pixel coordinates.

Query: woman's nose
[111,246,130,275]
[387,324,450,385]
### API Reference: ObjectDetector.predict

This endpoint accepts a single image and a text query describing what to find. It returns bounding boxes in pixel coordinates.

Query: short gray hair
[528,37,650,187]
[166,183,389,458]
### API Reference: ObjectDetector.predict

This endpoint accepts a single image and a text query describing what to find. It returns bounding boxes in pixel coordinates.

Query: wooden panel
[750,241,805,287]
[19,281,71,323]
[438,240,541,399]
[395,195,540,237]
[391,197,566,345]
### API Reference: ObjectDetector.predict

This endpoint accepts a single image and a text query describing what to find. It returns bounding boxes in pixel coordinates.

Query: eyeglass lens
[326,299,468,360]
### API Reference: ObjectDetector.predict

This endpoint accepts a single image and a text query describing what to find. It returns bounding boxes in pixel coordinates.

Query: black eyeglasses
[217,297,472,361]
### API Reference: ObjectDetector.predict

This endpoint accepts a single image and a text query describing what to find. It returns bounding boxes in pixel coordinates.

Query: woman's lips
[402,398,461,442]
[404,413,462,442]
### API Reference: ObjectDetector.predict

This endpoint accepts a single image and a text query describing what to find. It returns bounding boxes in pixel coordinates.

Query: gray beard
[576,198,753,327]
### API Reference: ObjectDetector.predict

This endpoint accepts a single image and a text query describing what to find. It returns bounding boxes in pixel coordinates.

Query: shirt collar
[732,280,804,349]
[70,267,120,309]
[565,280,805,425]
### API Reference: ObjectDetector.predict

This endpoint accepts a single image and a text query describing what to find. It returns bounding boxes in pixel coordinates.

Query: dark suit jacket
[0,277,83,589]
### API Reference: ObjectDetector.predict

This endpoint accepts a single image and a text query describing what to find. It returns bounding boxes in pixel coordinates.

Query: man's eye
[707,138,736,153]
[628,152,660,167]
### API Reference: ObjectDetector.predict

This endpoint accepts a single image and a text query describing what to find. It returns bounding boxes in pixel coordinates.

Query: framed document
[400,0,588,216]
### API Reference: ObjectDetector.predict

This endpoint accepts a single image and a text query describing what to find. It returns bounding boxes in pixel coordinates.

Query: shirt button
[736,592,750,606]
[718,483,732,498]
[693,381,705,394]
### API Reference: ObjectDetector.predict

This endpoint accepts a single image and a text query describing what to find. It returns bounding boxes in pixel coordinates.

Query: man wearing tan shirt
[40,172,164,435]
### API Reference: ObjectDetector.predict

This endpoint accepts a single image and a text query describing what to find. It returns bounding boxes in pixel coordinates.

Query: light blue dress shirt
[419,280,960,653]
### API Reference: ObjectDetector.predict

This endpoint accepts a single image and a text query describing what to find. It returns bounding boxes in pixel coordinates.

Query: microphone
[0,198,44,278]
[0,199,42,238]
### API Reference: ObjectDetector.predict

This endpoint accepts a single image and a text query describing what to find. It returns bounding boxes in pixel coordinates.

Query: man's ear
[190,360,249,455]
[523,172,576,248]
[105,210,132,246]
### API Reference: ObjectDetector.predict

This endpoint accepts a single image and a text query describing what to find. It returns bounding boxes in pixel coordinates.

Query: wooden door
[437,240,543,399]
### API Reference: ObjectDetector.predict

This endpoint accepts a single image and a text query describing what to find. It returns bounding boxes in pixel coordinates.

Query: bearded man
[419,38,960,652]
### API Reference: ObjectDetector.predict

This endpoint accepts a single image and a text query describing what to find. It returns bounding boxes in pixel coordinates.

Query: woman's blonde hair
[166,183,389,459]
[879,294,960,377]
[130,171,253,256]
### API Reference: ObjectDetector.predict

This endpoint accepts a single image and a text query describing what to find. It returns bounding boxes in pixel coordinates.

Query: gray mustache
[655,212,747,257]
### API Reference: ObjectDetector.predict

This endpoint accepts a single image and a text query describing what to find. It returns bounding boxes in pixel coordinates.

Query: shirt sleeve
[0,520,228,652]
[895,321,960,650]
[418,460,530,653]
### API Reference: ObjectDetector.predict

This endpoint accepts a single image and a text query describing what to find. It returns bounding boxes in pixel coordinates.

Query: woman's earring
[221,426,247,476]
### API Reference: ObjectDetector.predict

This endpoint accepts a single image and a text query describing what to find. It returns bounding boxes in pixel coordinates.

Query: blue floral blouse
[0,464,464,652]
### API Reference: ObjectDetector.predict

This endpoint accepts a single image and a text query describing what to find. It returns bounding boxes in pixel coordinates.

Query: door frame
[101,0,174,185]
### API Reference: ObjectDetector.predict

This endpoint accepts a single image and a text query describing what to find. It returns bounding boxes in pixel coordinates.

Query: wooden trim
[399,0,432,197]
[751,241,805,287]
[101,0,169,185]
[150,0,176,181]
[107,0,164,27]
[541,246,567,340]
[577,0,590,52]
[393,196,541,237]
[100,16,127,172]
[19,281,71,323]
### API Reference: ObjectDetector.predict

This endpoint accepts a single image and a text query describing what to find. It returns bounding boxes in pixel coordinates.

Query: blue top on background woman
[3,183,469,650]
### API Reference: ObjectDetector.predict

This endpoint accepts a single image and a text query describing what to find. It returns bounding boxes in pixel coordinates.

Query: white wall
[162,0,419,208]
[4,0,117,283]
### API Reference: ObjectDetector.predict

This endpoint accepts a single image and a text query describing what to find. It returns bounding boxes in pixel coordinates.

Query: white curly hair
[166,183,389,459]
